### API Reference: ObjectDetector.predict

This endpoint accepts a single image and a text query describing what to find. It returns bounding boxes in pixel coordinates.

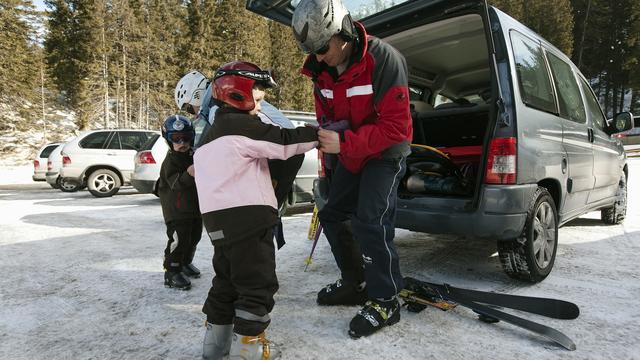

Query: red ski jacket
[301,22,412,174]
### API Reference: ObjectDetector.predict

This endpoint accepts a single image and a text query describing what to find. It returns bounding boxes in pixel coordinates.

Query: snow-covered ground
[1,161,639,360]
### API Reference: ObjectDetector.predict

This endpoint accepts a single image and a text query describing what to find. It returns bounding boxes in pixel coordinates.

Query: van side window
[578,78,606,131]
[546,53,586,124]
[510,31,556,113]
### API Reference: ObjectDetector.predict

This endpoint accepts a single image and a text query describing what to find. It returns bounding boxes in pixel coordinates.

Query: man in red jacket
[293,0,413,338]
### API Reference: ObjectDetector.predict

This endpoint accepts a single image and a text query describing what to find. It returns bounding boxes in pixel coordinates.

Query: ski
[402,277,579,320]
[400,277,578,351]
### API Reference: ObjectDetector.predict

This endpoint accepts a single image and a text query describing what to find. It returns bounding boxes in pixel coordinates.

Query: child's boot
[229,332,280,360]
[202,322,233,360]
[164,270,191,290]
[183,263,201,278]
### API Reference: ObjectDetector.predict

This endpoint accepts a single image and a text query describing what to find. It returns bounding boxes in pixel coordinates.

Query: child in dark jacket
[158,115,202,291]
[195,61,318,360]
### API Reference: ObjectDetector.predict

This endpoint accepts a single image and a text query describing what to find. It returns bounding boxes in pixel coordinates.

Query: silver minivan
[247,0,633,282]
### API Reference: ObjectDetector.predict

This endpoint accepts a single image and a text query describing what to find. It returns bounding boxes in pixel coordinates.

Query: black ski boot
[164,271,191,290]
[183,263,201,278]
[317,279,367,306]
[348,298,400,338]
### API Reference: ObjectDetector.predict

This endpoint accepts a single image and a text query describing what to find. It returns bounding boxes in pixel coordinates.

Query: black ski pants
[318,156,407,299]
[202,227,278,336]
[164,217,203,271]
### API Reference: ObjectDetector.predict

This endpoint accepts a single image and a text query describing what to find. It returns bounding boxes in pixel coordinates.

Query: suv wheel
[498,187,558,283]
[58,177,80,192]
[601,175,627,225]
[87,169,121,197]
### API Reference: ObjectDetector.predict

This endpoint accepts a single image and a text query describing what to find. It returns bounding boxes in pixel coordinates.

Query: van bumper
[396,184,538,240]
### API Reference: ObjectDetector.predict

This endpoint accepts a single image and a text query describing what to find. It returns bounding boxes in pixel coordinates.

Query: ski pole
[304,223,322,271]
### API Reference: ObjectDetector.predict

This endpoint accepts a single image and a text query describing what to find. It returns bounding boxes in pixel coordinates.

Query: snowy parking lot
[1,161,639,360]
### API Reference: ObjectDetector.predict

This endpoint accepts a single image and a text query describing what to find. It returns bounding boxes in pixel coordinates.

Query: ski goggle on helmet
[161,115,195,146]
[213,61,277,111]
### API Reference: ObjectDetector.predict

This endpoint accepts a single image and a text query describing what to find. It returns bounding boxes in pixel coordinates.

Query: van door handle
[587,128,594,143]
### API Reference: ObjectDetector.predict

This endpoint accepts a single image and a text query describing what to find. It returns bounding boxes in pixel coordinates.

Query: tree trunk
[116,75,120,128]
[577,0,591,68]
[604,78,611,117]
[40,62,46,143]
[102,26,109,129]
[122,30,128,129]
[630,90,638,115]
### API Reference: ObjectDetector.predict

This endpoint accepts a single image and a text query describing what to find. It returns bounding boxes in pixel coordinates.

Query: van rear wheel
[498,187,558,283]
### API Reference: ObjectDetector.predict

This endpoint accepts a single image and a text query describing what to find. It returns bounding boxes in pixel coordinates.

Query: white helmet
[175,70,210,110]
[292,0,355,54]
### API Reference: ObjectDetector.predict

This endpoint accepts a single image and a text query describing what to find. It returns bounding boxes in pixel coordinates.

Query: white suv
[131,134,168,194]
[32,142,61,183]
[60,129,157,197]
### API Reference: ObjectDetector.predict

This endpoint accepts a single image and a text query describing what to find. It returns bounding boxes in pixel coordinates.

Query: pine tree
[73,0,106,129]
[489,0,524,21]
[181,0,221,75]
[212,0,270,67]
[268,20,313,111]
[145,0,186,128]
[523,0,574,56]
[44,0,75,105]
[0,0,41,122]
[571,0,639,115]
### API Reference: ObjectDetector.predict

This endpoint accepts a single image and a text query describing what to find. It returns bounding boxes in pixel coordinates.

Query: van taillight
[47,160,53,171]
[62,155,71,167]
[34,160,40,169]
[484,137,517,185]
[136,151,156,164]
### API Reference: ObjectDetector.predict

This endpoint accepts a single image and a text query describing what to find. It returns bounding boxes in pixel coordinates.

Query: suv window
[546,53,586,124]
[106,132,121,149]
[140,134,161,151]
[510,31,556,113]
[39,144,59,158]
[79,132,111,149]
[578,77,607,131]
[119,131,152,150]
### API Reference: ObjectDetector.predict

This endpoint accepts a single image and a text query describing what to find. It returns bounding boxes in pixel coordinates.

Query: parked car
[133,109,319,211]
[32,142,61,182]
[60,129,157,197]
[131,134,167,195]
[248,0,634,282]
[613,116,640,156]
[45,143,82,192]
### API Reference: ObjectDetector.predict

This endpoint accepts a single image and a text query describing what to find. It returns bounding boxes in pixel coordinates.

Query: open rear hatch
[246,0,501,204]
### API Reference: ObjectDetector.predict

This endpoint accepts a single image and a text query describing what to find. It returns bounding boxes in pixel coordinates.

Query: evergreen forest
[1,0,639,132]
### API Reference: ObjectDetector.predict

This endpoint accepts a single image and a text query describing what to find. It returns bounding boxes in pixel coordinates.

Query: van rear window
[510,31,557,114]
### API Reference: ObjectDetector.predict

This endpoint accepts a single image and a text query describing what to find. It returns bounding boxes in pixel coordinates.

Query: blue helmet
[161,115,195,147]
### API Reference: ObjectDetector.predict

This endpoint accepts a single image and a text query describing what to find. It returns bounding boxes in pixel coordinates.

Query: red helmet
[213,61,277,111]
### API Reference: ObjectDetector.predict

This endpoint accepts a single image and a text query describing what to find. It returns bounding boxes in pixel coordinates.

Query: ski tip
[558,303,580,319]
[563,340,577,351]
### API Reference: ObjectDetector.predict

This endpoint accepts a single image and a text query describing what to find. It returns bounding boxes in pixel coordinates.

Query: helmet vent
[230,93,245,101]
